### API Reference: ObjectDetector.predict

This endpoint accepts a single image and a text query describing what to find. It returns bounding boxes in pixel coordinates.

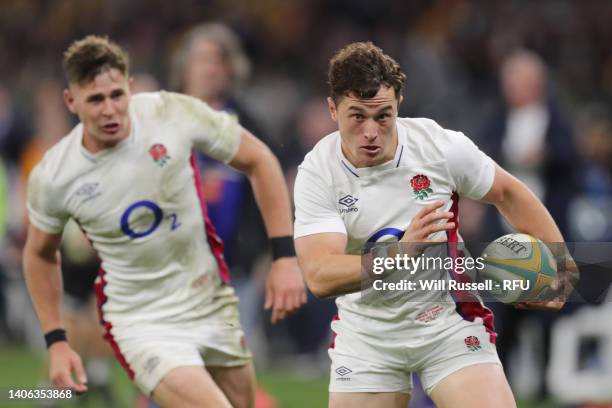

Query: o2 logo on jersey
[367,227,404,243]
[120,200,181,239]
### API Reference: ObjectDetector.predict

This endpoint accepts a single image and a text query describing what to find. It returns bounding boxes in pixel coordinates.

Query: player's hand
[399,200,455,256]
[515,256,579,311]
[265,257,307,324]
[48,341,88,393]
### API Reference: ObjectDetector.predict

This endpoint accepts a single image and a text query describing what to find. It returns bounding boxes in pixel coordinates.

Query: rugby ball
[479,233,557,303]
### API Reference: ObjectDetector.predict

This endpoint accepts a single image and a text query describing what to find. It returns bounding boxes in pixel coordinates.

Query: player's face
[184,38,231,103]
[64,68,132,153]
[328,86,400,167]
[502,58,543,107]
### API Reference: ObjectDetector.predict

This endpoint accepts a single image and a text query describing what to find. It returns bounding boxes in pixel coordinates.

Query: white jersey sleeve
[26,162,69,234]
[443,129,495,200]
[160,91,241,163]
[294,167,346,239]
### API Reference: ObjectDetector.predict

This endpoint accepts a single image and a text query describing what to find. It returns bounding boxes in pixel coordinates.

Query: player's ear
[128,77,134,93]
[63,88,77,114]
[327,97,338,122]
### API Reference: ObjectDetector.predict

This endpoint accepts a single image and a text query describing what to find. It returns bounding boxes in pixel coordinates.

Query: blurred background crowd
[1,0,612,407]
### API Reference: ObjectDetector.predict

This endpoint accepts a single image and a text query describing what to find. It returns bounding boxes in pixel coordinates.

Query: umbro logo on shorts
[144,356,160,374]
[338,195,359,213]
[335,366,352,377]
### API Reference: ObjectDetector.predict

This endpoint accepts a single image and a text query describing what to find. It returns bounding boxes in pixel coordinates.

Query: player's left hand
[265,257,307,323]
[515,256,579,311]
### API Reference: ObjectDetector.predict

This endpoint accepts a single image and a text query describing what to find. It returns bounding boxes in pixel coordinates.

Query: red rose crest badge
[410,174,433,200]
[149,143,170,167]
[464,336,481,351]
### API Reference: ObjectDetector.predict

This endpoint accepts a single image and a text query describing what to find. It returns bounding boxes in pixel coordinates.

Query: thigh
[208,362,256,408]
[153,365,232,408]
[109,301,251,396]
[329,392,410,408]
[117,337,205,396]
[430,363,516,408]
[418,317,501,396]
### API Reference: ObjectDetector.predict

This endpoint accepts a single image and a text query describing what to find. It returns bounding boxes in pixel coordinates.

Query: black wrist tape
[270,236,296,260]
[44,328,67,348]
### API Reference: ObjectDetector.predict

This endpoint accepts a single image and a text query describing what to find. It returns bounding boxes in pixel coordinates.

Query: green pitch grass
[0,344,556,408]
[0,344,328,408]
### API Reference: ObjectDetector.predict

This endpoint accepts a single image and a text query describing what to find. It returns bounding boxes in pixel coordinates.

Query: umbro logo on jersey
[74,182,101,202]
[339,195,358,207]
[338,194,359,213]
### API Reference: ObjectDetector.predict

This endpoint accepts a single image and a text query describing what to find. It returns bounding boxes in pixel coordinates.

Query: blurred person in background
[571,106,612,242]
[479,50,577,238]
[131,73,160,95]
[1,81,71,350]
[478,50,579,401]
[23,35,305,408]
[0,83,32,341]
[170,22,285,371]
[20,79,73,213]
[0,83,32,168]
[565,106,612,305]
[284,97,339,174]
[545,107,612,405]
[0,155,8,341]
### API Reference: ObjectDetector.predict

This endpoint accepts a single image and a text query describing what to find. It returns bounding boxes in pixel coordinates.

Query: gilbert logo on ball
[410,174,433,200]
[479,233,557,303]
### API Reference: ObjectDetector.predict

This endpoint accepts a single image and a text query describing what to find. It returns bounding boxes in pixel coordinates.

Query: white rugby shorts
[328,313,500,395]
[101,290,251,395]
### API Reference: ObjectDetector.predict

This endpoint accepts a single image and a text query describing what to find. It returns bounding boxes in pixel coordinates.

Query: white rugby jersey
[27,91,241,324]
[294,117,496,337]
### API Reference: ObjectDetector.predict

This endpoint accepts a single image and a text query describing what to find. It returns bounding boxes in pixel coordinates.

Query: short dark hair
[328,42,406,104]
[63,35,129,85]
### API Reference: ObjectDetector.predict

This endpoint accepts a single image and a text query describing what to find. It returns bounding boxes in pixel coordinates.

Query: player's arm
[172,91,305,322]
[442,128,577,310]
[228,128,306,323]
[23,223,88,392]
[480,164,579,309]
[296,202,454,298]
[23,224,64,332]
[293,163,365,298]
[481,164,563,242]
[229,128,292,244]
[295,233,361,298]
